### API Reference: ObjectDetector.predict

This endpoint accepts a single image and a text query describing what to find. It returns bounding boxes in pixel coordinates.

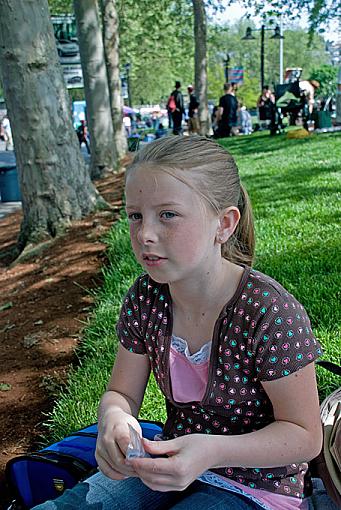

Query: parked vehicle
[67,76,82,85]
[56,39,79,58]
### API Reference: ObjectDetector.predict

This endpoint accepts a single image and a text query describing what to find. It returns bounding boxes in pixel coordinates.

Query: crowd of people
[166,80,256,139]
[166,81,200,135]
[70,80,276,149]
[73,77,325,146]
[1,77,334,158]
[119,81,201,146]
[2,78,313,158]
[211,82,276,138]
[70,81,263,156]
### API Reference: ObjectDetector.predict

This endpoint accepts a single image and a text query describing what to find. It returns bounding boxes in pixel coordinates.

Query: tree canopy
[239,0,340,38]
[309,64,339,98]
[207,19,330,107]
[47,0,335,107]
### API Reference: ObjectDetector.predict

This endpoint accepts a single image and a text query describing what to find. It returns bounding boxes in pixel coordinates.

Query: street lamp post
[124,62,132,107]
[224,53,230,82]
[279,16,284,84]
[242,25,284,91]
[260,25,265,91]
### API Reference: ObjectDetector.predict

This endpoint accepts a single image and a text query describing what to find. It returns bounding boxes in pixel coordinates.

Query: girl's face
[125,165,221,286]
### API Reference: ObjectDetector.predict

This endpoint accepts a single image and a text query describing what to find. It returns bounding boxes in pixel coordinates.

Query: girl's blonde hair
[127,136,255,266]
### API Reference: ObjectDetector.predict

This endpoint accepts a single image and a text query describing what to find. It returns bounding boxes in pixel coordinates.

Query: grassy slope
[219,132,340,397]
[45,131,341,442]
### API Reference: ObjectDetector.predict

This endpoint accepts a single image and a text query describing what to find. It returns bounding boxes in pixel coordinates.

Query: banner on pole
[62,64,83,89]
[228,68,244,84]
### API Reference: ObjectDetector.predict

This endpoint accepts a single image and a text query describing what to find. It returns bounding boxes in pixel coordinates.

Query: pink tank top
[169,336,308,510]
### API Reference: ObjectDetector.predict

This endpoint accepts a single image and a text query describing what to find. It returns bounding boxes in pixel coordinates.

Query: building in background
[51,15,83,89]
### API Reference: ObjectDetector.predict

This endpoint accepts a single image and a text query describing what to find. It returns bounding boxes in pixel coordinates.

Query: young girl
[34,136,323,510]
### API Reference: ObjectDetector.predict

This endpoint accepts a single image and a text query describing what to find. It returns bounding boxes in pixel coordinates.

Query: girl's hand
[95,412,142,480]
[127,434,211,492]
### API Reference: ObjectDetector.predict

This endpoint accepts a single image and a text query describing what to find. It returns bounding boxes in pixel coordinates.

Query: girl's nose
[137,220,158,244]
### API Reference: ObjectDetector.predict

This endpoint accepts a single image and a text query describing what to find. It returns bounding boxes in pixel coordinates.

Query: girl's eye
[161,211,177,219]
[128,212,142,222]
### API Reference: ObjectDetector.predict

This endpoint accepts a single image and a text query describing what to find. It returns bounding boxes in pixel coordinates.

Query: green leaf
[0,302,13,311]
[0,383,12,391]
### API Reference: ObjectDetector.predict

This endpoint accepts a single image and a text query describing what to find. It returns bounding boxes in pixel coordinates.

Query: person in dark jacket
[257,86,275,129]
[215,82,238,138]
[169,81,185,135]
[187,85,200,134]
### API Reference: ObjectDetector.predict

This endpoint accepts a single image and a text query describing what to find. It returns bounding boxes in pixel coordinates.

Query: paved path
[0,201,22,219]
[0,142,91,220]
[0,141,20,218]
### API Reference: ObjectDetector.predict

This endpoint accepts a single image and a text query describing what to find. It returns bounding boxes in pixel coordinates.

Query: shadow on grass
[246,162,341,210]
[219,131,341,157]
[255,236,341,330]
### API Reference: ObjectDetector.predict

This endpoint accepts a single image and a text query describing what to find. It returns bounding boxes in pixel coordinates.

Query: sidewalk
[0,142,91,220]
[0,140,21,219]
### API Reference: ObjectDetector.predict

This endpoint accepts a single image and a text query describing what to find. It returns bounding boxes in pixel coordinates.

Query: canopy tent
[123,105,138,115]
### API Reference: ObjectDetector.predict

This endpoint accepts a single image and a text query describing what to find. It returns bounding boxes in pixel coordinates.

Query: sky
[211,3,340,44]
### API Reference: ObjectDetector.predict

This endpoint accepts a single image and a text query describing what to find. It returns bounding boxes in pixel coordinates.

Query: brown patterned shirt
[116,266,322,499]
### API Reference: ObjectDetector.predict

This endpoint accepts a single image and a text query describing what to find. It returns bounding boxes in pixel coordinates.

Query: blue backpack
[6,420,163,509]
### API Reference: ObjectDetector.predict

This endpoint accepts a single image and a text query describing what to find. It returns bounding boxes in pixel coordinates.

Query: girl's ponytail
[221,183,255,267]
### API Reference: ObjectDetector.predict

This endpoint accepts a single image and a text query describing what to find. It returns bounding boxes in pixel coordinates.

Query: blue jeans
[32,470,263,510]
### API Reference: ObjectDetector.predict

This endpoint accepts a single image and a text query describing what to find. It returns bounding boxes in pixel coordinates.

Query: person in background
[154,122,167,139]
[211,105,219,138]
[151,111,159,130]
[257,86,275,129]
[238,104,253,135]
[169,81,185,135]
[33,136,323,510]
[187,85,200,134]
[123,115,132,137]
[76,119,90,154]
[166,101,173,130]
[215,83,238,138]
[2,115,13,151]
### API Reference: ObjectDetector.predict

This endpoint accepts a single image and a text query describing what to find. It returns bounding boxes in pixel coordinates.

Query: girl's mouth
[143,255,167,267]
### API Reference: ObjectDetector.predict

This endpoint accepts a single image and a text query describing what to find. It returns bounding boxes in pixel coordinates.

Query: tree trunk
[100,0,127,160]
[73,0,116,178]
[0,0,103,250]
[192,0,210,135]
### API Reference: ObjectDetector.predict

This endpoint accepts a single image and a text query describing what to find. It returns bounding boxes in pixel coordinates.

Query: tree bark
[73,0,116,178]
[0,0,102,250]
[192,0,210,135]
[100,0,127,160]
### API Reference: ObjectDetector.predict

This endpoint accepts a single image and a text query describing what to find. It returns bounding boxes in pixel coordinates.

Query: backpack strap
[316,360,341,377]
[311,360,341,507]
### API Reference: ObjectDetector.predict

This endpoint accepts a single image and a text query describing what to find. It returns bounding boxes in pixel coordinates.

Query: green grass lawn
[43,131,341,443]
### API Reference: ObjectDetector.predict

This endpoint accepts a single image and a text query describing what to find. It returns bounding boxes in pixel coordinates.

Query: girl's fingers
[138,472,190,492]
[97,456,128,481]
[129,455,181,480]
[96,446,137,477]
[142,437,180,457]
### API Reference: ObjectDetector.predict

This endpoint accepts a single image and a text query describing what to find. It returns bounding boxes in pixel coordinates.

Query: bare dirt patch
[0,170,125,509]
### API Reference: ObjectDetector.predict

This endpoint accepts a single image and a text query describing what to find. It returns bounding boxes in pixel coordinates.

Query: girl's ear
[216,207,240,244]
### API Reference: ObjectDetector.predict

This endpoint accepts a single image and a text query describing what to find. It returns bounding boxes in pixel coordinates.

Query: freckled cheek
[168,228,202,262]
